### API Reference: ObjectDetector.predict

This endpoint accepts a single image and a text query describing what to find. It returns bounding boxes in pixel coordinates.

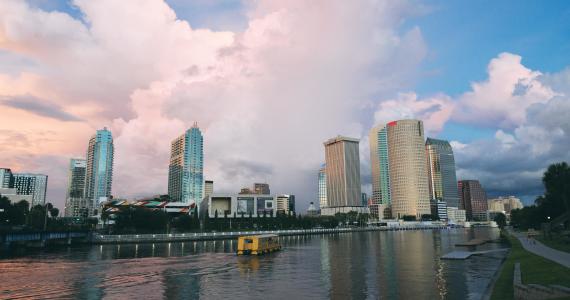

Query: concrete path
[512,231,570,268]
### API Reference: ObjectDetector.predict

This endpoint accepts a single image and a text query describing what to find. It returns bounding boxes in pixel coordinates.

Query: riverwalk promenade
[512,231,570,268]
[92,224,449,244]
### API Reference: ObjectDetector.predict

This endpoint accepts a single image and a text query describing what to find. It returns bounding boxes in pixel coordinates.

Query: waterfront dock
[441,249,508,260]
[455,238,490,246]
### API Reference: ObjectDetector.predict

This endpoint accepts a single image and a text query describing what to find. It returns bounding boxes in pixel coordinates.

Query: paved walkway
[512,231,570,268]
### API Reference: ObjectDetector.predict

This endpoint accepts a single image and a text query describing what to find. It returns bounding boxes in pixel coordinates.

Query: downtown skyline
[1,1,570,211]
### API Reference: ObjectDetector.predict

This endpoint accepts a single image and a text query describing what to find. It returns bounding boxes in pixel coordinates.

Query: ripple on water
[0,228,507,299]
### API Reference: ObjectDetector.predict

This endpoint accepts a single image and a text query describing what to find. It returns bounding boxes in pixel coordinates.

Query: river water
[0,228,506,299]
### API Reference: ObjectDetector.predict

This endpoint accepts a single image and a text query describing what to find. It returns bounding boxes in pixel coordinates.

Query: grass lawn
[537,233,570,254]
[490,231,570,300]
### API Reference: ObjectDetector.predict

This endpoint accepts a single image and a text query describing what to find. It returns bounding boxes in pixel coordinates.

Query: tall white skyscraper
[85,127,114,210]
[387,120,430,219]
[168,123,204,207]
[322,136,362,215]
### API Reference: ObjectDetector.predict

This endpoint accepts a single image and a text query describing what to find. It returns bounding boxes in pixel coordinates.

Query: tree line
[105,207,370,234]
[0,196,71,232]
[510,162,570,230]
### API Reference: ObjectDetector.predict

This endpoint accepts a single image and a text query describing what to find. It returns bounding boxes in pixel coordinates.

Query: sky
[1,0,569,210]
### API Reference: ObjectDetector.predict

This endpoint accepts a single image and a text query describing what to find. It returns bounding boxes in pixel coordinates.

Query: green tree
[49,207,59,218]
[539,162,570,217]
[493,213,507,229]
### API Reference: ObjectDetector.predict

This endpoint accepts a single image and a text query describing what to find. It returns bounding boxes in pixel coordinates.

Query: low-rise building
[0,187,33,204]
[306,202,318,216]
[200,194,278,218]
[447,207,466,223]
[488,196,523,219]
[376,204,392,220]
[430,200,448,221]
[321,206,369,216]
[276,194,295,214]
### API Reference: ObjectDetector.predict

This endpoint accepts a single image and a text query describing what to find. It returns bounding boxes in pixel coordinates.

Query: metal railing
[92,225,450,244]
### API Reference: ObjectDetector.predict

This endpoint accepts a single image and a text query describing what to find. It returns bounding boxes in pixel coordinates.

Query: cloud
[373,92,453,135]
[2,1,567,211]
[109,0,428,208]
[453,52,557,129]
[0,0,428,209]
[1,94,83,121]
[449,58,570,204]
[372,52,570,205]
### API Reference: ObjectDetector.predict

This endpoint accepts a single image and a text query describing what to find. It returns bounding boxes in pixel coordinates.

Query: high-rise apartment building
[64,158,90,217]
[205,180,214,198]
[369,124,391,219]
[254,183,270,195]
[318,164,327,209]
[323,136,362,215]
[387,120,430,219]
[426,138,460,208]
[168,123,204,206]
[0,168,14,188]
[85,127,114,209]
[458,180,488,221]
[13,173,48,206]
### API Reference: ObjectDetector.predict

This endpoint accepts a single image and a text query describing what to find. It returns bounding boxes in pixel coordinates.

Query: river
[0,228,506,299]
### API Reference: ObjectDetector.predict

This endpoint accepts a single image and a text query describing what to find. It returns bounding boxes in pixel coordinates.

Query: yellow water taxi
[237,234,281,255]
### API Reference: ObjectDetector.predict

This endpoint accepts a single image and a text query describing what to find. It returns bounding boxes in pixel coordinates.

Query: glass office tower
[426,138,460,208]
[369,124,391,206]
[85,127,114,209]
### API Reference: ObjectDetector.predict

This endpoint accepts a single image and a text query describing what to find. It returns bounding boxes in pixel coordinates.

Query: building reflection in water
[320,232,368,299]
[0,228,505,299]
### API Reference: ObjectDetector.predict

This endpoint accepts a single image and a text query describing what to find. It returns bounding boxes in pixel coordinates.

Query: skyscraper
[254,183,270,195]
[323,136,362,214]
[0,168,14,188]
[168,123,204,206]
[458,180,488,221]
[387,120,430,219]
[13,173,48,206]
[64,158,89,217]
[318,164,327,209]
[369,124,391,219]
[84,127,114,209]
[426,138,460,208]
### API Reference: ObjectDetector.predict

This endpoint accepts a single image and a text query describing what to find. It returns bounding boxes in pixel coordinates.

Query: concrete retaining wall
[513,262,570,300]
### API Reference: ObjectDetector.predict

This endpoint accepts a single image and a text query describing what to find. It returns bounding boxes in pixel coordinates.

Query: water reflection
[0,228,505,299]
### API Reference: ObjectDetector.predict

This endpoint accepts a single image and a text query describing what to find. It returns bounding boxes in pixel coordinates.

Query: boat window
[245,239,253,244]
